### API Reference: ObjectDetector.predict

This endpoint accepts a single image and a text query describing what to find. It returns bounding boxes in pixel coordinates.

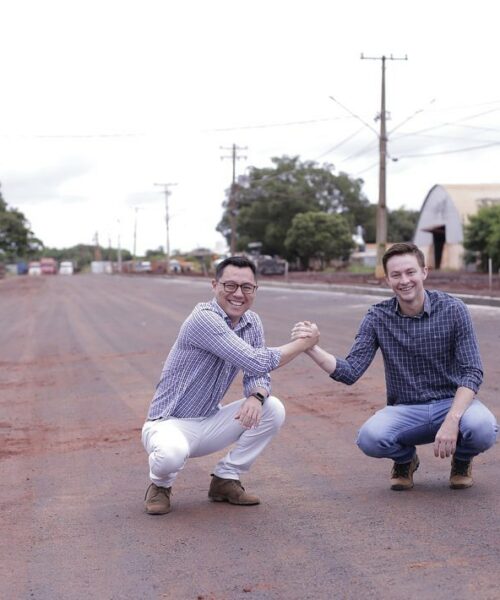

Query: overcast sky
[1,0,499,256]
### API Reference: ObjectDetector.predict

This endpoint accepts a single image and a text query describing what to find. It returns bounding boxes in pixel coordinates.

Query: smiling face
[385,253,428,315]
[212,265,257,326]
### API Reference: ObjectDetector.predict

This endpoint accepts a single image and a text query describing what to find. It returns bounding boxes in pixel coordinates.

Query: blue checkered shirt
[147,299,281,419]
[331,290,483,405]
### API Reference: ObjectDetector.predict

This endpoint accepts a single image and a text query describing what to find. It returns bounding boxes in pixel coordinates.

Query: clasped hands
[291,320,320,349]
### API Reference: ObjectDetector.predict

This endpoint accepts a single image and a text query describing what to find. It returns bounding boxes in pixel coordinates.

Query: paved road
[1,275,499,600]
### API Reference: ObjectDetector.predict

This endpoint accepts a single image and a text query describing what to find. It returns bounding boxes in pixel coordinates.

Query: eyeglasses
[218,281,258,294]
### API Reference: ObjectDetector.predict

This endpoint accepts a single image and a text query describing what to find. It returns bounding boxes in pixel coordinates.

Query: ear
[211,279,217,292]
[422,266,428,280]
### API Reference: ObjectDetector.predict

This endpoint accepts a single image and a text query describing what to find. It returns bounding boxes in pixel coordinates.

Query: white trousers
[142,396,285,488]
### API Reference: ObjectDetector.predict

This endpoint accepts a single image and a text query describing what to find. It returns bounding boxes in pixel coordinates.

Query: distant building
[414,184,500,270]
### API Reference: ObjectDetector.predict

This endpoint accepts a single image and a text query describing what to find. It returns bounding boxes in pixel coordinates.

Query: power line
[329,95,379,137]
[353,161,380,176]
[314,126,366,161]
[392,107,500,141]
[0,131,144,139]
[205,115,352,132]
[396,140,500,159]
[393,130,500,144]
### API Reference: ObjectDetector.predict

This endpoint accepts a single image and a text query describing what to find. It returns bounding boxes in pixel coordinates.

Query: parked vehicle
[136,260,152,273]
[247,243,287,276]
[28,261,42,276]
[255,255,287,275]
[40,257,58,275]
[59,261,74,275]
[17,261,28,275]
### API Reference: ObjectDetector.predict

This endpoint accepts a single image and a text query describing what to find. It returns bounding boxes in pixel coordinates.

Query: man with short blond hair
[293,242,498,491]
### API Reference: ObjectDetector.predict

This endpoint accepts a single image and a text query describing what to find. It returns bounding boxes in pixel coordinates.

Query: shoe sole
[390,482,414,491]
[209,495,260,505]
[449,481,473,490]
[145,505,171,515]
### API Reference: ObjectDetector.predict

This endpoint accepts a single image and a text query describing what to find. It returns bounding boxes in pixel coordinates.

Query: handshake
[291,320,320,350]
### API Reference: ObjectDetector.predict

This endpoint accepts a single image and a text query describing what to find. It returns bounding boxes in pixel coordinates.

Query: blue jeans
[357,398,498,463]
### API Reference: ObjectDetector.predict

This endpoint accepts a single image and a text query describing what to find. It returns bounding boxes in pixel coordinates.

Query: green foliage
[284,211,355,269]
[217,156,371,259]
[387,206,419,242]
[464,204,500,271]
[43,244,132,271]
[0,188,43,261]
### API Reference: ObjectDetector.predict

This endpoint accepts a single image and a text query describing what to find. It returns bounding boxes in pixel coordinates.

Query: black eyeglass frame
[217,281,258,294]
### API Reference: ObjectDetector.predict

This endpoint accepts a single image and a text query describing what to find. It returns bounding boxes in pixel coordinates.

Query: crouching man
[142,256,319,514]
[292,243,497,491]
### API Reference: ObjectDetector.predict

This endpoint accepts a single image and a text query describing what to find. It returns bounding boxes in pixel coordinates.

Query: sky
[1,0,499,257]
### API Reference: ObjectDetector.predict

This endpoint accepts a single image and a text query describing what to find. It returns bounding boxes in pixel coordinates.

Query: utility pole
[117,219,122,273]
[361,53,407,278]
[93,231,102,261]
[133,207,139,261]
[221,143,247,254]
[154,183,178,274]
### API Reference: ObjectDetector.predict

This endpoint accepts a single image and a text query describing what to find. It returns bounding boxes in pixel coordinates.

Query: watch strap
[250,392,266,405]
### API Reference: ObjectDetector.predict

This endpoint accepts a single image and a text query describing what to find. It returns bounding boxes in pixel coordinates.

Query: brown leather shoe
[144,483,172,514]
[450,457,473,489]
[208,475,260,505]
[390,454,420,490]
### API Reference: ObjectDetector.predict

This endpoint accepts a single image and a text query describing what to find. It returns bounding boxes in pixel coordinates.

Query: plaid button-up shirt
[147,299,281,419]
[331,290,483,405]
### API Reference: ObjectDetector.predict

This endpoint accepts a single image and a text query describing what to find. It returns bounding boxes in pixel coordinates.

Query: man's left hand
[434,418,460,458]
[235,396,263,429]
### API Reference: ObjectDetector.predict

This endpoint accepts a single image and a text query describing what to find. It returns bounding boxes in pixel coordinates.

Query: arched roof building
[414,184,500,270]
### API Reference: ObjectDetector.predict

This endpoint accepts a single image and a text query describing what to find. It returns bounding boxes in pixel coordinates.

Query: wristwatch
[250,392,266,405]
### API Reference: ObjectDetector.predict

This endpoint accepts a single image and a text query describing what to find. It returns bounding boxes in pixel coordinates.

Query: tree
[43,244,132,271]
[387,206,419,243]
[464,204,500,271]
[284,211,355,270]
[217,156,371,259]
[0,185,43,261]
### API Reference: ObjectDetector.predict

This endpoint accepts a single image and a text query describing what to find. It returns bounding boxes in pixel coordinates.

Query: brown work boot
[390,454,420,490]
[450,456,473,489]
[208,474,260,505]
[144,483,172,514]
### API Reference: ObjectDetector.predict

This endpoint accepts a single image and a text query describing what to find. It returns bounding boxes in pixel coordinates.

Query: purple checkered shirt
[147,299,281,419]
[331,290,483,405]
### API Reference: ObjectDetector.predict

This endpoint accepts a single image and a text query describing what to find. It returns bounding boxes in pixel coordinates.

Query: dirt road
[1,275,499,599]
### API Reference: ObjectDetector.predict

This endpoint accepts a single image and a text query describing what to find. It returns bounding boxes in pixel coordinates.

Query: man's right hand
[276,321,320,368]
[291,321,320,348]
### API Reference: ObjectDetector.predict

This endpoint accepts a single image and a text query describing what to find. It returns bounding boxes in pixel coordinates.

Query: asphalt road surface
[1,274,499,600]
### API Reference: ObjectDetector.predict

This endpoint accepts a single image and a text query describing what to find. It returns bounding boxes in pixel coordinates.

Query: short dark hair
[215,255,257,280]
[382,242,426,274]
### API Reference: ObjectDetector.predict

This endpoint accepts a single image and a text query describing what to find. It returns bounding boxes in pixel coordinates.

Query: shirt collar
[394,290,431,318]
[210,298,251,330]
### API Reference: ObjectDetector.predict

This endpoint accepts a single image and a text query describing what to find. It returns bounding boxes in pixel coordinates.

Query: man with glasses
[142,256,319,514]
